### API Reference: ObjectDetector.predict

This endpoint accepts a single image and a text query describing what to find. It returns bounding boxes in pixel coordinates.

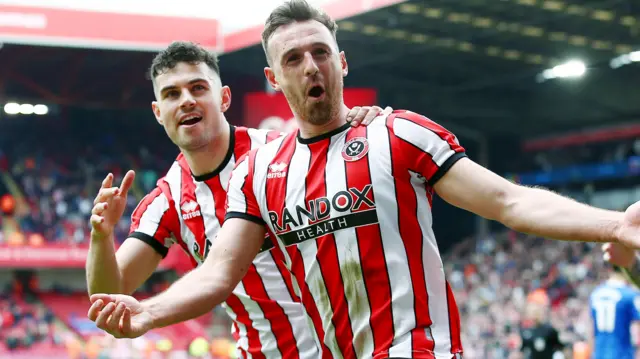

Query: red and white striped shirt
[226,111,465,359]
[129,125,320,359]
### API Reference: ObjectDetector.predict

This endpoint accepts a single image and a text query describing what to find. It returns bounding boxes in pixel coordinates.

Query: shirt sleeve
[390,110,467,186]
[630,292,640,321]
[128,186,180,258]
[225,150,264,225]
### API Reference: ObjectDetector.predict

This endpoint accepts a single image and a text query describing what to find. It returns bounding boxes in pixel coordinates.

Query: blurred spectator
[1,119,174,246]
[445,230,608,359]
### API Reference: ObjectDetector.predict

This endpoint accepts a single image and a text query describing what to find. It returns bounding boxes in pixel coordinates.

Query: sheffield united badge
[342,137,369,162]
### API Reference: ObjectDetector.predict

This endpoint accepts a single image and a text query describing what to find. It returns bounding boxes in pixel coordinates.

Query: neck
[297,103,350,139]
[181,121,231,177]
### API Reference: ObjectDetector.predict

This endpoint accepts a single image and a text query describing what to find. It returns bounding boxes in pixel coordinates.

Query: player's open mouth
[179,115,203,126]
[308,86,325,100]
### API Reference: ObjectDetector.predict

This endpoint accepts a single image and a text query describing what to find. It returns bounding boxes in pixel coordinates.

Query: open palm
[87,293,154,339]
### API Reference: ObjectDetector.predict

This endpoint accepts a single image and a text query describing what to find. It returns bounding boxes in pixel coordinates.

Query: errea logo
[267,162,287,179]
[181,200,201,220]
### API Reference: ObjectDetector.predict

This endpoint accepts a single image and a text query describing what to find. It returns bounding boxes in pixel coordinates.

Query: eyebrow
[280,42,330,62]
[159,78,208,95]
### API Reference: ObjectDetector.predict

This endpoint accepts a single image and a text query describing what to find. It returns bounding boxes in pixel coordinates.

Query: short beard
[306,100,333,126]
[305,89,342,126]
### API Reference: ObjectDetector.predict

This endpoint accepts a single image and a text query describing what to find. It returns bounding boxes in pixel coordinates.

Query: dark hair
[261,0,338,61]
[148,41,220,81]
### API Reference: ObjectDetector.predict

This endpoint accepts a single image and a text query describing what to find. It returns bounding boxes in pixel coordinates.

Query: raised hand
[90,170,135,240]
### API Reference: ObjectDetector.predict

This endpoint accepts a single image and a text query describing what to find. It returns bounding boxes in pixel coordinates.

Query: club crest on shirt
[342,137,369,162]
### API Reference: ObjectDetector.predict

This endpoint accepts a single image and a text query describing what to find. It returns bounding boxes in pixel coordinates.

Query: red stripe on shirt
[446,282,463,355]
[306,139,357,359]
[225,294,266,359]
[242,263,300,358]
[388,122,436,356]
[264,134,334,358]
[344,127,394,358]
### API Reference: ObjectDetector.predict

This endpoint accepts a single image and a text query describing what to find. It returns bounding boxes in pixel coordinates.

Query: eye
[165,90,179,99]
[287,54,301,63]
[193,84,207,91]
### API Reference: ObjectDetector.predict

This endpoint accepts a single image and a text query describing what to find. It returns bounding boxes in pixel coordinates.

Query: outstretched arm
[434,157,625,244]
[143,218,266,328]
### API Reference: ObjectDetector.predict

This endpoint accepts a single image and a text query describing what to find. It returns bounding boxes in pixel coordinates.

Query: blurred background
[0,0,639,358]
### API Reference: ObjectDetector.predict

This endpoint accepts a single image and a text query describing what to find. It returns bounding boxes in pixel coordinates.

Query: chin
[179,137,209,151]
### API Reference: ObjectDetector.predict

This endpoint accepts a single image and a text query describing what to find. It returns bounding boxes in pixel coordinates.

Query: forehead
[268,20,336,58]
[154,62,218,86]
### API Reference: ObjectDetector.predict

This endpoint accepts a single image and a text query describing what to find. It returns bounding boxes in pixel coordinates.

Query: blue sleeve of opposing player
[630,292,640,321]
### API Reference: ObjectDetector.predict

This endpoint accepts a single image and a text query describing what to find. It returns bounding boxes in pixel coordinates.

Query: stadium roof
[2,0,639,138]
[222,0,640,137]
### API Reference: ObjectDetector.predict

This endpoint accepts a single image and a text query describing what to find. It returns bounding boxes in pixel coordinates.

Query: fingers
[90,202,108,227]
[101,173,114,189]
[90,214,105,228]
[90,293,117,304]
[346,106,361,124]
[381,106,394,116]
[121,307,132,335]
[349,107,370,127]
[359,106,383,126]
[119,170,136,196]
[87,299,104,321]
[92,202,108,215]
[93,187,120,205]
[95,302,116,330]
[107,302,127,333]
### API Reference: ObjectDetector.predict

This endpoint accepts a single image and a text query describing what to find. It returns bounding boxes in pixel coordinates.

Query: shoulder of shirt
[383,109,433,128]
[141,155,185,198]
[236,125,285,141]
[247,130,291,157]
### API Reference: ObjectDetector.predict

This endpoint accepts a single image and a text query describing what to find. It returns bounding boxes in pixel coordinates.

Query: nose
[303,52,319,77]
[179,89,196,110]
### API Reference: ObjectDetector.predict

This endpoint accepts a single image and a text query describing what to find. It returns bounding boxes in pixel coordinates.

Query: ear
[264,67,281,91]
[340,51,348,77]
[151,101,163,125]
[220,86,232,113]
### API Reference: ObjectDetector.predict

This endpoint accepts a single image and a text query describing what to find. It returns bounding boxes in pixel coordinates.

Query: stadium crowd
[446,230,603,358]
[0,118,175,246]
